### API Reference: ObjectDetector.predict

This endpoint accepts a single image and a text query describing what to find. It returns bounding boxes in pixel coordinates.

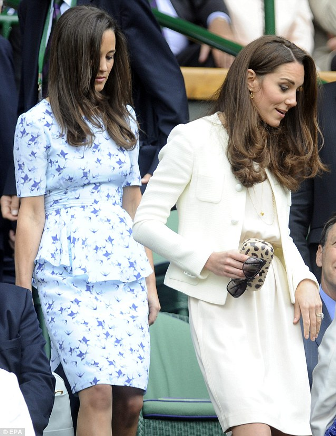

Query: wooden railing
[181,67,336,100]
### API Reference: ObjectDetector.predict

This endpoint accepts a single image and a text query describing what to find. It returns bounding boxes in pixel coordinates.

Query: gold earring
[249,89,254,99]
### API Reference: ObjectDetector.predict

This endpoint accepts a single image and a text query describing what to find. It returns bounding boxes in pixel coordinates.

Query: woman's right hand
[204,250,250,279]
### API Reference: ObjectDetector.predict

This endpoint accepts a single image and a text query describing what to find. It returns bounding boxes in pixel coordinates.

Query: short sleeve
[123,106,141,187]
[14,112,48,198]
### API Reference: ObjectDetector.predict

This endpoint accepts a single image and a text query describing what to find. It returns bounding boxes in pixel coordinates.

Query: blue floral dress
[14,100,152,393]
[326,420,336,436]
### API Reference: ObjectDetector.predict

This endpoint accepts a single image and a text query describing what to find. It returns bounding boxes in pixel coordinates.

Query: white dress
[189,178,312,434]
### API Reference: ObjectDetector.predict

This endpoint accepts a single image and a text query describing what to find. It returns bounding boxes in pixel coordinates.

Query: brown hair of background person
[319,214,336,247]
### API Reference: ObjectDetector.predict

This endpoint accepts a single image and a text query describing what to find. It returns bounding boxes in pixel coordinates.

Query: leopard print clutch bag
[240,238,274,291]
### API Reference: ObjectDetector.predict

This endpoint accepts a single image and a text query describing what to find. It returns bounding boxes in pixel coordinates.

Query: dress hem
[71,379,147,395]
[219,409,311,435]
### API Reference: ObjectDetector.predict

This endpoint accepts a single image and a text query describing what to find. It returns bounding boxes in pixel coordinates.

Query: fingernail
[12,210,18,216]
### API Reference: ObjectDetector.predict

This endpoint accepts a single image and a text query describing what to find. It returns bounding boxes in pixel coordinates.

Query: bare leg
[111,386,144,436]
[271,428,307,436]
[232,424,306,436]
[232,423,272,436]
[77,384,112,436]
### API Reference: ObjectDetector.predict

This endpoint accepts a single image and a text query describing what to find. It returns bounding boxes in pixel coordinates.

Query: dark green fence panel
[264,0,276,35]
[152,9,242,56]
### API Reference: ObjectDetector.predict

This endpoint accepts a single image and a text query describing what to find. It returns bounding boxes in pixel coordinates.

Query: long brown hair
[213,35,325,191]
[48,5,136,149]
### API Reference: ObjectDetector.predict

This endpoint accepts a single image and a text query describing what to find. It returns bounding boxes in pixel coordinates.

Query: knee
[80,384,112,411]
[113,388,143,419]
[124,393,143,417]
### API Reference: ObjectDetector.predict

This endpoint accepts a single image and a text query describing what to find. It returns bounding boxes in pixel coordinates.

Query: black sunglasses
[227,257,266,298]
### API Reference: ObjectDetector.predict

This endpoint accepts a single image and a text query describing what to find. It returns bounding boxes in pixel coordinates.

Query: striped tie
[53,0,62,20]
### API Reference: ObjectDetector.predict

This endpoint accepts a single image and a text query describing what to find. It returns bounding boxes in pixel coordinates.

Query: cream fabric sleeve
[288,233,319,298]
[133,123,212,278]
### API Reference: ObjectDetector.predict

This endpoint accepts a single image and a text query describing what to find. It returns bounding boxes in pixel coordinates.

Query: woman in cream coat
[134,36,324,435]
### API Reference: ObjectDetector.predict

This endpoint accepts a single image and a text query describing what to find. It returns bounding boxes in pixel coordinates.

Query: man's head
[316,214,336,300]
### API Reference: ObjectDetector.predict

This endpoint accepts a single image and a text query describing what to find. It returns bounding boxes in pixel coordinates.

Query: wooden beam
[317,70,336,83]
[181,67,336,100]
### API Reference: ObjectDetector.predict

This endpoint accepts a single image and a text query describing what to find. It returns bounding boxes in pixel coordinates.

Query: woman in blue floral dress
[14,6,160,436]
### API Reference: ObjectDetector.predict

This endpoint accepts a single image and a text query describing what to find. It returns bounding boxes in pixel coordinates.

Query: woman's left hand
[293,279,322,341]
[146,274,161,326]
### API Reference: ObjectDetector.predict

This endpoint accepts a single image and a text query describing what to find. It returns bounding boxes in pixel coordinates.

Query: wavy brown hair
[48,5,136,149]
[213,35,326,191]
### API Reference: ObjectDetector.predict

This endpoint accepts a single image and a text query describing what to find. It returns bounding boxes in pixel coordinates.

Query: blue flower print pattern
[326,419,336,436]
[14,100,152,392]
[14,100,152,284]
[38,270,150,393]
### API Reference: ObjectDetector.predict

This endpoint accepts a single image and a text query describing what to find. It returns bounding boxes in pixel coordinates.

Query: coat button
[231,219,238,225]
[235,183,243,192]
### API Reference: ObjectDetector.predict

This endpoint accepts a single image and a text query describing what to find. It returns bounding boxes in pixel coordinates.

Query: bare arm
[123,186,160,325]
[122,186,143,221]
[15,196,45,291]
[199,17,235,68]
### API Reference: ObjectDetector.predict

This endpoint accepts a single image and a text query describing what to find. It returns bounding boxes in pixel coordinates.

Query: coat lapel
[265,168,290,224]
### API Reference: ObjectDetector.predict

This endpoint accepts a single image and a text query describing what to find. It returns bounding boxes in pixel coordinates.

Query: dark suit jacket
[0,36,17,197]
[302,298,332,388]
[170,0,229,27]
[11,0,188,188]
[289,82,336,279]
[0,37,18,280]
[0,283,55,436]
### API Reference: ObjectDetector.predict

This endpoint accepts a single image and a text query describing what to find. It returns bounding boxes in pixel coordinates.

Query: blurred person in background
[224,0,314,54]
[308,0,336,71]
[301,215,336,388]
[153,0,235,68]
[0,282,55,436]
[0,0,17,283]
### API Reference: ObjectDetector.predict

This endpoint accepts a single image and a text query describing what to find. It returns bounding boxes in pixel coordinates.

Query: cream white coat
[133,113,317,305]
